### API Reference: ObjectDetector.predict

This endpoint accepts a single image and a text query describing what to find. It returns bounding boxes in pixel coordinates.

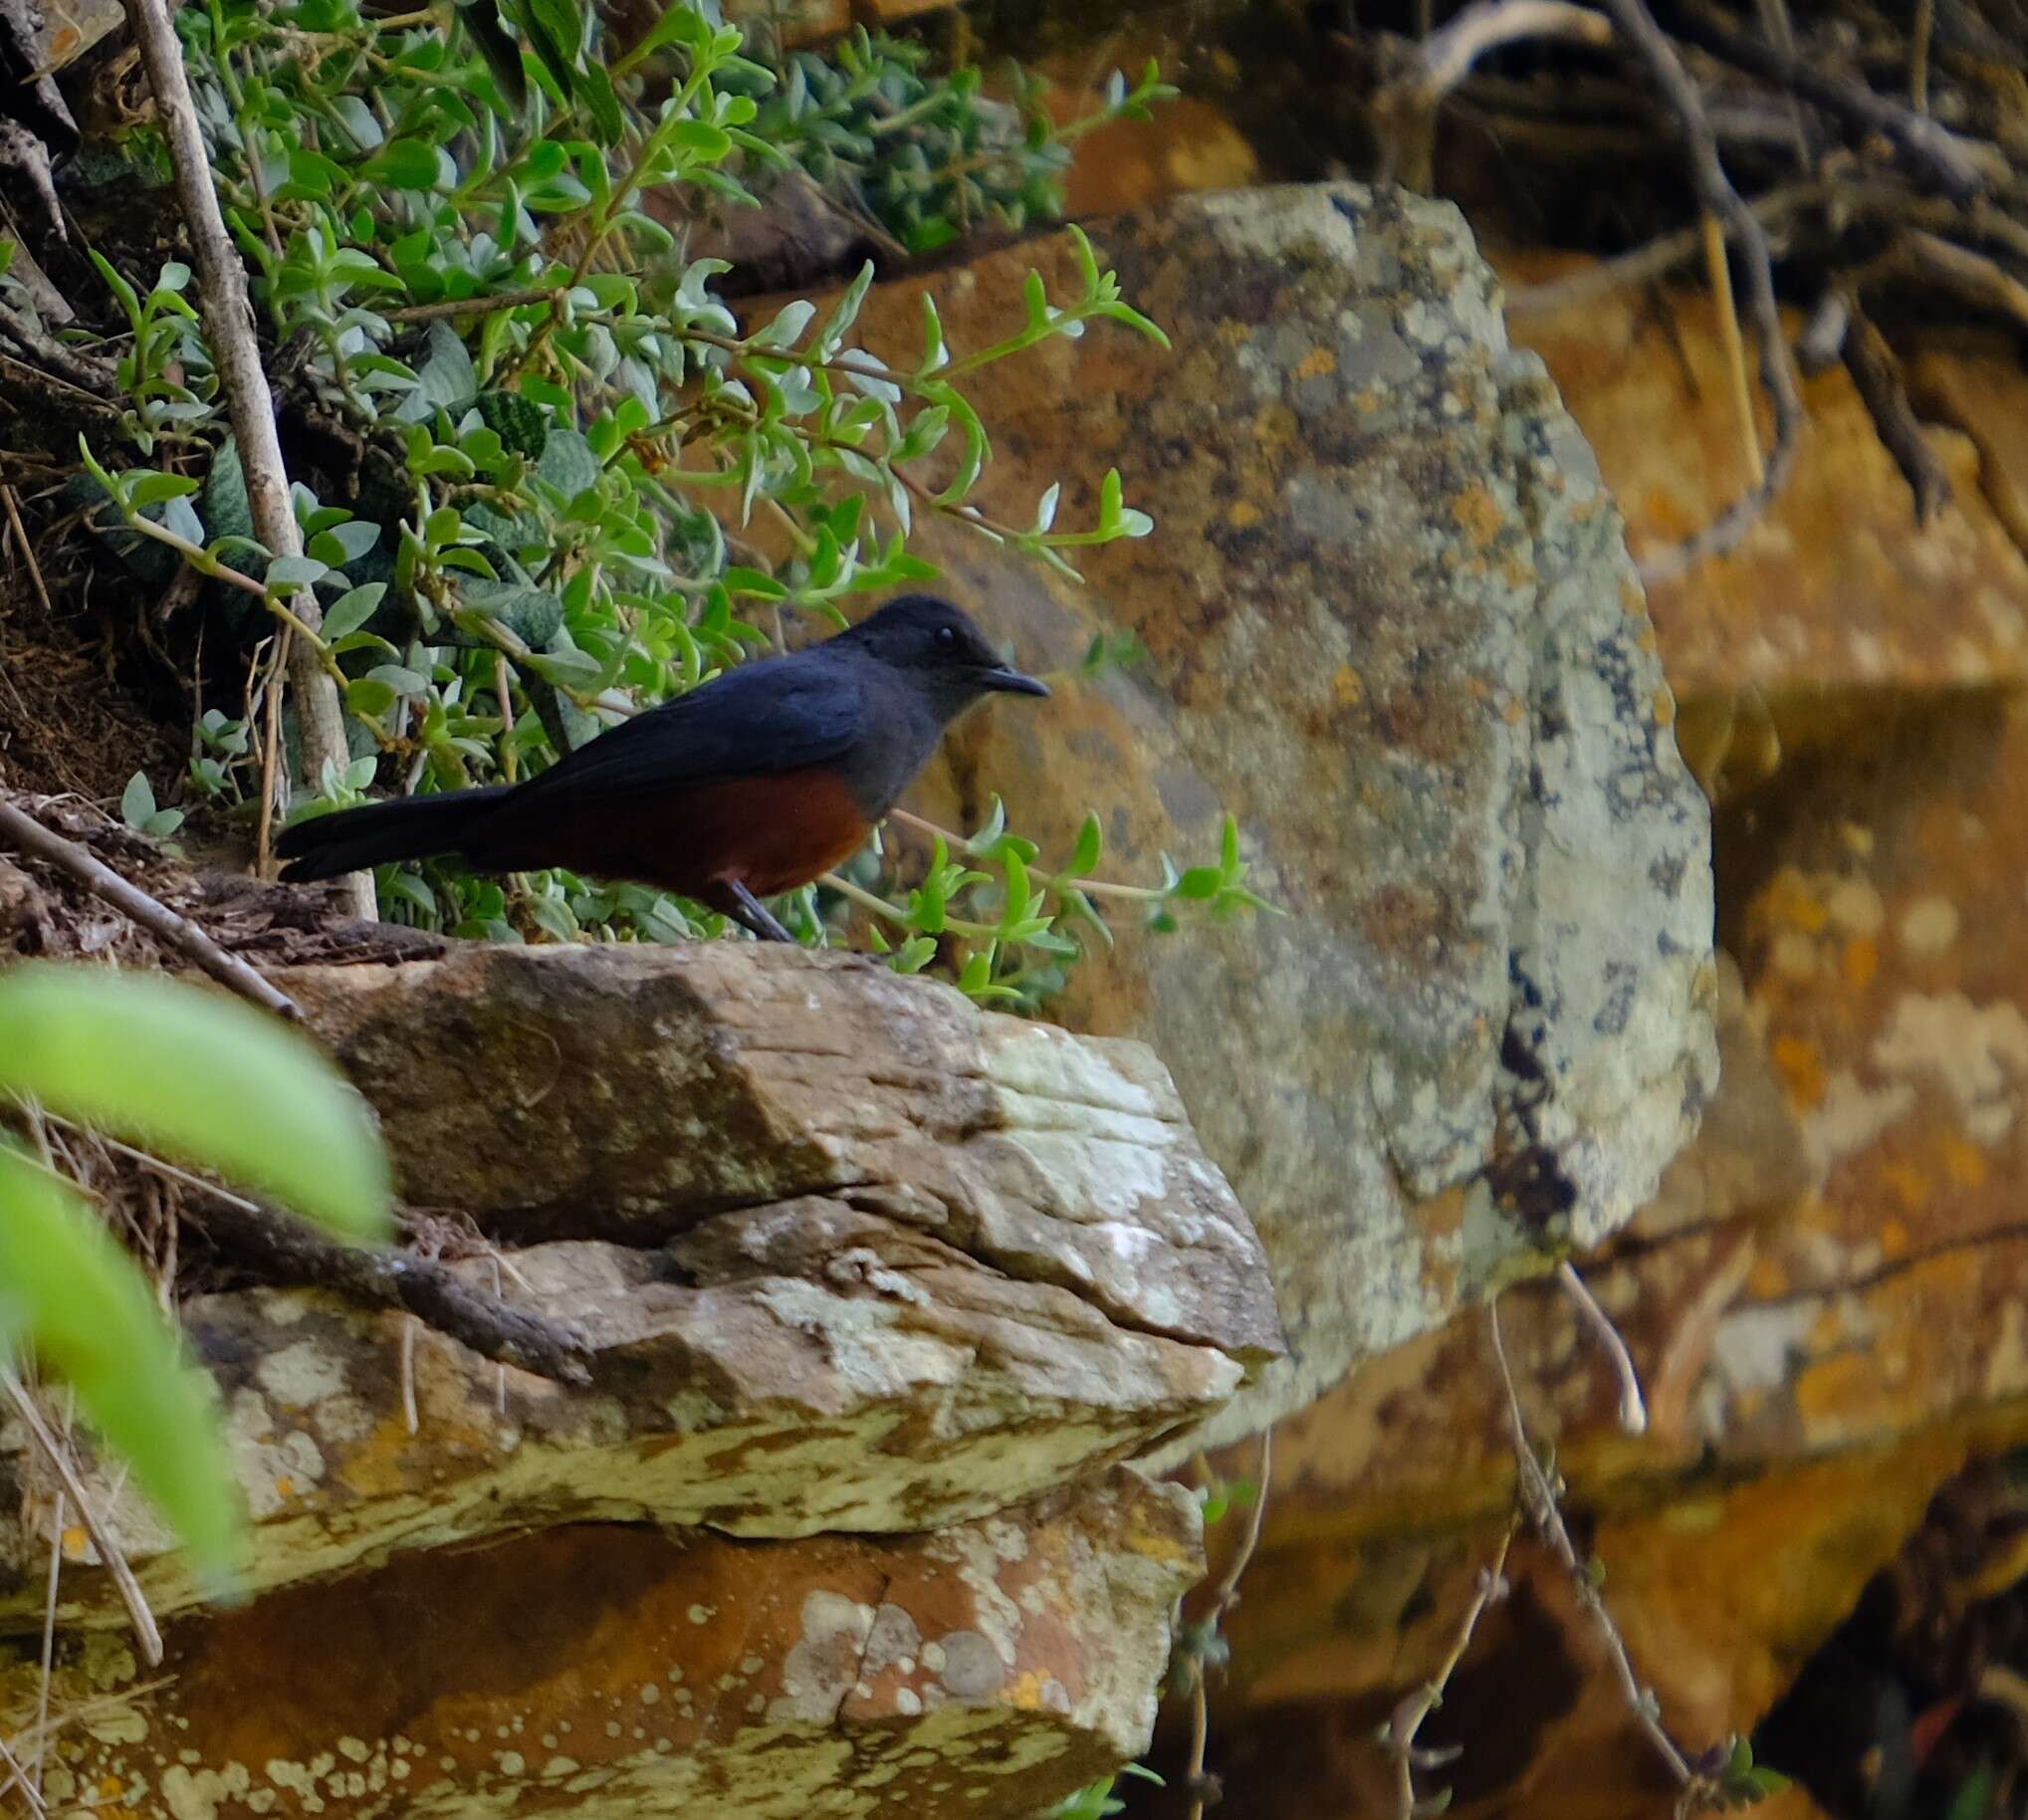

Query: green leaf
[120,772,158,829]
[0,1143,242,1573]
[1068,811,1102,877]
[0,966,391,1244]
[266,555,329,590]
[361,137,443,191]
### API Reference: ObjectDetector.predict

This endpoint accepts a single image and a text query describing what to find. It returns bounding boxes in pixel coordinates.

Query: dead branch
[1601,0,1802,584]
[1385,1516,1518,1819]
[1900,226,2028,330]
[1501,177,1837,315]
[119,0,373,922]
[1554,1261,1648,1436]
[1,1373,162,1669]
[1840,296,1952,524]
[0,798,304,1024]
[1184,1430,1272,1820]
[1671,0,1990,202]
[1486,1296,1692,1786]
[189,1191,594,1386]
[0,301,114,397]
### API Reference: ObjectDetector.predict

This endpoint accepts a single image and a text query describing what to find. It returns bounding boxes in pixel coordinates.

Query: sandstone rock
[0,940,1274,1625]
[824,185,1716,1441]
[22,1469,1198,1820]
[1197,694,2028,1814]
[1499,259,2028,799]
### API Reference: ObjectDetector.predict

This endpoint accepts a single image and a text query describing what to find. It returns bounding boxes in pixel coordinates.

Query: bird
[276,593,1049,942]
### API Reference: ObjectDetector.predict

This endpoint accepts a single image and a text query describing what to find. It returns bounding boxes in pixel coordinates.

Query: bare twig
[1415,0,1612,97]
[1911,0,1934,114]
[1601,0,1802,583]
[1840,296,1951,525]
[1385,1517,1518,1819]
[1184,1430,1272,1820]
[0,300,114,397]
[0,798,304,1023]
[1486,1297,1691,1785]
[119,0,372,922]
[1900,228,2028,330]
[1,1373,162,1668]
[1671,0,1988,201]
[1380,0,1613,188]
[1554,1261,1649,1436]
[190,1190,593,1386]
[0,483,54,615]
[1701,212,1762,485]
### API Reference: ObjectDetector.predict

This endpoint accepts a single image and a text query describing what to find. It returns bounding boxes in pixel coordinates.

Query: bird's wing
[516,658,869,802]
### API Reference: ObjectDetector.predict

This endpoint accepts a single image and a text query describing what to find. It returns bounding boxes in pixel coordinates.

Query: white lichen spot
[766,1589,877,1724]
[253,1341,350,1409]
[604,1722,621,1739]
[496,1752,525,1777]
[894,1688,923,1717]
[1899,896,1960,957]
[687,1604,715,1626]
[738,1657,765,1677]
[337,1738,370,1764]
[542,1758,578,1779]
[638,1684,660,1706]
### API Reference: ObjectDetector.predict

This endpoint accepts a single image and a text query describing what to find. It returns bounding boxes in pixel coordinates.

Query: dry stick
[1381,0,1614,186]
[0,485,54,615]
[189,1190,593,1386]
[1701,212,1762,485]
[0,1728,51,1820]
[1602,0,1802,584]
[1385,1515,1518,1820]
[1840,295,1952,525]
[1670,0,1987,202]
[1485,1297,1692,1788]
[1901,227,2028,331]
[1911,0,1934,114]
[120,0,373,922]
[1554,1261,1648,1436]
[0,799,304,1023]
[0,1374,163,1669]
[1184,1429,1272,1820]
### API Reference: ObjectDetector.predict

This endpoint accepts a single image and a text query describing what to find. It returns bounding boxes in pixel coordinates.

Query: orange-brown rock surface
[23,1470,1199,1820]
[808,183,1718,1448]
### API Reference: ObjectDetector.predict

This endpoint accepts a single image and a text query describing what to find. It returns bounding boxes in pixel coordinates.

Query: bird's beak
[979,665,1050,698]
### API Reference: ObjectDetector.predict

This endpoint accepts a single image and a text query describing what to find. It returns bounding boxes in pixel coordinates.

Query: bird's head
[842,594,1049,720]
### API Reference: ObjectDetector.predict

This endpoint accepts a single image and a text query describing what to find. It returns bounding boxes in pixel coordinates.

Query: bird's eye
[935,624,958,646]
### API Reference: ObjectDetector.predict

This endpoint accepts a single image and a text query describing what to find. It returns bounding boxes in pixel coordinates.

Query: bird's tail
[276,787,514,882]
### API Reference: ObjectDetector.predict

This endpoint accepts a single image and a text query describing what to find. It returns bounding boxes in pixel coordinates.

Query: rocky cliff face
[0,184,1719,1820]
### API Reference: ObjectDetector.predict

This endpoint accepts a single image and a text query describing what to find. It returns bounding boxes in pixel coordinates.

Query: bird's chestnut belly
[524,765,874,900]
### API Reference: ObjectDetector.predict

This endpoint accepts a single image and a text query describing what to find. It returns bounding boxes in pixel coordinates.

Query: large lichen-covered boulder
[837,183,1717,1438]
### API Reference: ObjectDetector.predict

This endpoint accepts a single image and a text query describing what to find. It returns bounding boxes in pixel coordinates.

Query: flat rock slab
[825,183,1716,1440]
[0,941,1274,1624]
[25,1469,1197,1820]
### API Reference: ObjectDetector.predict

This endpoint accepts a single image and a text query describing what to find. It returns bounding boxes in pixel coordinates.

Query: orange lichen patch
[1228,499,1262,530]
[1746,1254,1791,1298]
[1942,1136,1990,1190]
[1881,1162,1933,1211]
[1881,1218,1912,1257]
[1450,484,1503,549]
[1770,1035,1826,1110]
[1754,868,1831,935]
[62,1526,89,1562]
[274,1478,294,1501]
[1794,1352,1887,1431]
[1843,937,1879,989]
[1294,347,1337,382]
[1652,687,1677,727]
[1330,664,1363,708]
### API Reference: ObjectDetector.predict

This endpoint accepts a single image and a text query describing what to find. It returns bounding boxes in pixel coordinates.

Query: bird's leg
[715,881,797,944]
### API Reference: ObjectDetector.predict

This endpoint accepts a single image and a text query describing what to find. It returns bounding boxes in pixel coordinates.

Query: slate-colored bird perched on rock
[277,595,1049,942]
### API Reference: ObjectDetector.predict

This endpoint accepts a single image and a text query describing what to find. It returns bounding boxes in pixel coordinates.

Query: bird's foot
[720,881,797,944]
